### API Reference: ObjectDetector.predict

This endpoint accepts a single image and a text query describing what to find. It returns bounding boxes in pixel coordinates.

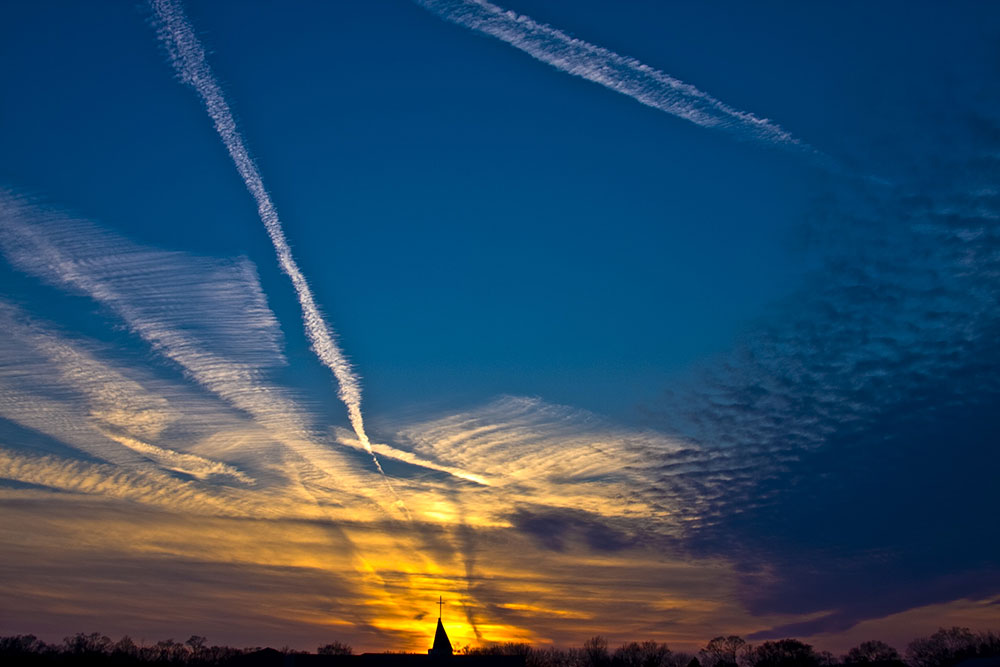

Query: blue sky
[1,0,998,655]
[1,0,826,416]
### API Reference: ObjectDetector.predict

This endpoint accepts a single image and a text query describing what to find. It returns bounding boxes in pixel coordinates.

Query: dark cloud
[509,507,635,553]
[643,105,1000,634]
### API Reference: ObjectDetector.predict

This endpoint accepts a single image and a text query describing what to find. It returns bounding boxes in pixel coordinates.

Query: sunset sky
[1,0,999,656]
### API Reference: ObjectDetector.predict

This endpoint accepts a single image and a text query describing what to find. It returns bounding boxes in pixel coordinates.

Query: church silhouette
[281,597,524,667]
[429,597,454,658]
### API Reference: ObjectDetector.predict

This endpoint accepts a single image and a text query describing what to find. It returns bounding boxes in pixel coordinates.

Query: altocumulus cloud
[643,108,1000,636]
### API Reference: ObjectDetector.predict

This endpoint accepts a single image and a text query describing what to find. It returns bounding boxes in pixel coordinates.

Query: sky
[1,0,998,656]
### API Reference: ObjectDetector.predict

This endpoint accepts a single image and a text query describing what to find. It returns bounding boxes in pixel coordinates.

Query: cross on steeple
[429,595,453,657]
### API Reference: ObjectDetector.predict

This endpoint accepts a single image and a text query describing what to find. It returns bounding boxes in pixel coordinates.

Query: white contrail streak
[416,0,805,149]
[148,0,397,498]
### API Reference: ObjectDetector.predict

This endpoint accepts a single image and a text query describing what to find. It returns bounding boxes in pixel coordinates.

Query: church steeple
[429,596,453,657]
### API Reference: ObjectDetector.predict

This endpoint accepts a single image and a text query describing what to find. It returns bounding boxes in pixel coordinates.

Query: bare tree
[186,636,207,652]
[318,640,354,655]
[843,640,901,665]
[747,639,819,667]
[700,636,748,667]
[152,638,188,662]
[113,635,139,658]
[907,628,1000,667]
[529,646,575,667]
[585,637,611,667]
[613,641,673,667]
[0,635,49,655]
[469,643,534,658]
[64,632,113,655]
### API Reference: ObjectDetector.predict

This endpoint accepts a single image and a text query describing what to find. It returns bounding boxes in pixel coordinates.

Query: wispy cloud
[0,448,243,516]
[148,0,393,493]
[99,430,254,485]
[0,196,396,515]
[2,192,677,542]
[416,0,805,150]
[392,396,683,525]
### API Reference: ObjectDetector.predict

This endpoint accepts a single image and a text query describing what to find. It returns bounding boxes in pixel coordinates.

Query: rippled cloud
[642,111,1000,639]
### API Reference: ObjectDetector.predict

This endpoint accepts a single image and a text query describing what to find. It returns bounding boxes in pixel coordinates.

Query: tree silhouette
[747,639,819,667]
[613,641,673,667]
[318,641,354,656]
[907,627,1000,667]
[585,637,611,667]
[843,640,902,665]
[0,634,47,655]
[816,650,837,666]
[113,635,139,658]
[700,636,748,667]
[187,636,208,653]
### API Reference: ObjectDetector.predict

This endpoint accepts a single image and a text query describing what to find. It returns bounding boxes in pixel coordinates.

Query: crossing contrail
[148,0,399,505]
[416,0,807,150]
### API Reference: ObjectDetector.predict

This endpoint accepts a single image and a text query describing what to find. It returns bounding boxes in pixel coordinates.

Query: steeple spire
[429,595,453,657]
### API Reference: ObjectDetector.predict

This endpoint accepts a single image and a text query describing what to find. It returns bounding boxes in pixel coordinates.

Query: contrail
[148,0,400,506]
[416,0,806,150]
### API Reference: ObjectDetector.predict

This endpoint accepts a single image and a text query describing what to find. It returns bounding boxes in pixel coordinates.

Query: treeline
[2,627,999,667]
[0,634,250,665]
[466,630,1000,667]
